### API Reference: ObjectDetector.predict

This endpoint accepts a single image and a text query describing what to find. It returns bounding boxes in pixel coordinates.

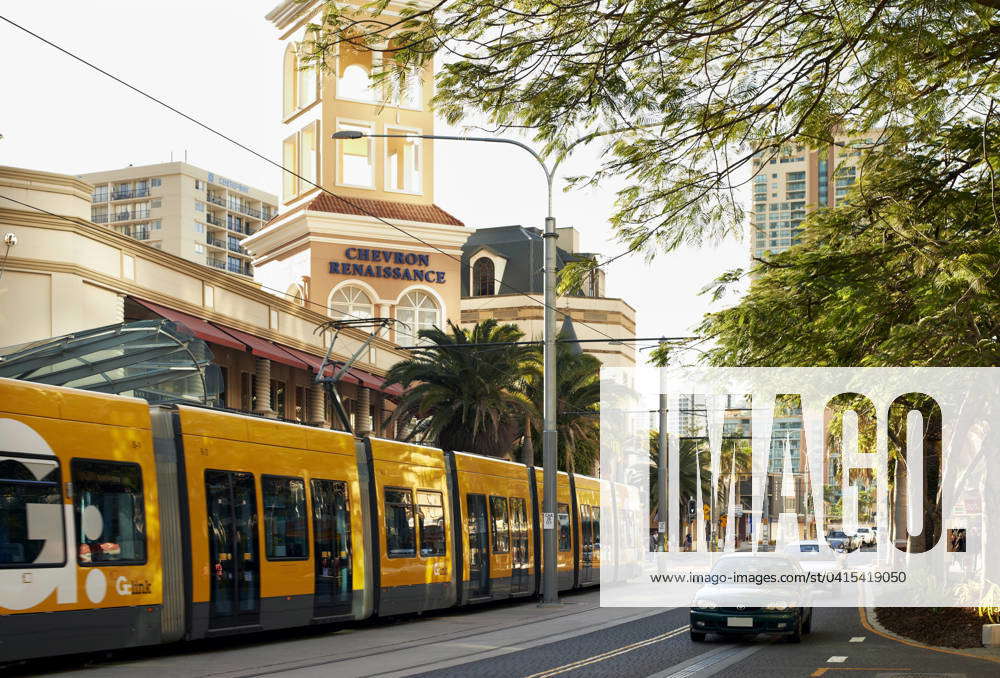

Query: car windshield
[793,544,819,552]
[857,528,870,533]
[828,531,846,538]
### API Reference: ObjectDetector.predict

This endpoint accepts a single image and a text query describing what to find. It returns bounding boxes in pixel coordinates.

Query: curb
[858,606,1000,666]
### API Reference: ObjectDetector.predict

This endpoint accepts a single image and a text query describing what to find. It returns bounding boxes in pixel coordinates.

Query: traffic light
[688,499,696,517]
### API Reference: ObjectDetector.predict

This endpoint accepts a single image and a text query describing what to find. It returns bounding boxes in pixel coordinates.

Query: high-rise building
[80,162,278,278]
[750,133,876,259]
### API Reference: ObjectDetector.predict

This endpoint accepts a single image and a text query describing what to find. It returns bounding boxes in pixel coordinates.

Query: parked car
[825,530,856,552]
[689,553,814,643]
[855,526,875,546]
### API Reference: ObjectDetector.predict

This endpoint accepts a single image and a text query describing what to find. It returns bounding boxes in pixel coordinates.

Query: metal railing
[92,213,110,224]
[206,214,224,227]
[111,188,150,201]
[207,258,227,270]
[112,210,151,222]
[207,238,226,249]
[206,194,226,207]
[227,241,243,253]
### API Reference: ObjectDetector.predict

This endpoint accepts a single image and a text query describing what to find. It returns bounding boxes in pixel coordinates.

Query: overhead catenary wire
[0,14,624,346]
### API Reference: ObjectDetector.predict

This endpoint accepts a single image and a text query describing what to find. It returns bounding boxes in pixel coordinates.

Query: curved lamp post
[332,129,562,604]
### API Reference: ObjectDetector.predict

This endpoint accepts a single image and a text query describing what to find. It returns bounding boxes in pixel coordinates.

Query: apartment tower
[81,162,278,278]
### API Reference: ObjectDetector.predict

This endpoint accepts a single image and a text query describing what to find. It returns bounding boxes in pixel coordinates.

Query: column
[253,357,275,418]
[308,382,326,427]
[355,386,372,436]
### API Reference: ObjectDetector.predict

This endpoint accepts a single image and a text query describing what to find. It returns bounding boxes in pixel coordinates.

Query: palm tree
[383,319,537,457]
[523,337,601,475]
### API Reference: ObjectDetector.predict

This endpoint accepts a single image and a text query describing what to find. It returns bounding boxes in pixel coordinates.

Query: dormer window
[337,42,374,102]
[473,258,495,296]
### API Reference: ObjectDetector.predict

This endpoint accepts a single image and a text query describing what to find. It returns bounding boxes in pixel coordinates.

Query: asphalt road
[408,606,1000,678]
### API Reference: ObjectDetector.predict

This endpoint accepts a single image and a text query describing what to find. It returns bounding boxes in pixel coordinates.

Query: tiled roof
[306,193,464,227]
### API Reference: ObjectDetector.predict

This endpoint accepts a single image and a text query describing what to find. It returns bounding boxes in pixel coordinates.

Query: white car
[782,541,845,592]
[855,527,875,546]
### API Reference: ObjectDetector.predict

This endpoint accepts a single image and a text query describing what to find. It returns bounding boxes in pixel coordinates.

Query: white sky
[0,1,750,356]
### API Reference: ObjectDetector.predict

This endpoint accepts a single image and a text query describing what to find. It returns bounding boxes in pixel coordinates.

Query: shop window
[336,122,373,188]
[385,488,416,557]
[489,495,510,554]
[72,459,146,565]
[329,285,374,319]
[473,258,495,296]
[217,366,228,408]
[417,490,446,556]
[557,502,571,551]
[271,380,286,418]
[262,475,308,559]
[294,385,306,422]
[0,455,64,566]
[385,129,421,193]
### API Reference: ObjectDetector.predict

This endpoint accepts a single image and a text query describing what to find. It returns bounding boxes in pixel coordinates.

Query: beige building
[459,225,636,366]
[0,164,406,435]
[751,133,876,259]
[246,0,468,346]
[80,162,278,279]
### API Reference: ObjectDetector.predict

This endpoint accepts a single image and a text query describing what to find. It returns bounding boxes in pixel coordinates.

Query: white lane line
[849,636,865,643]
[827,656,848,663]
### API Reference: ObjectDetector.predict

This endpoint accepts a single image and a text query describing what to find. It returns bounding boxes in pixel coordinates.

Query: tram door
[467,494,490,597]
[580,504,594,584]
[510,497,530,595]
[205,470,260,629]
[312,479,353,618]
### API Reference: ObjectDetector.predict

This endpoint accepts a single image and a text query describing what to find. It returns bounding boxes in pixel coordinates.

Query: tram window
[416,490,446,557]
[489,496,510,554]
[557,502,571,552]
[592,506,600,550]
[262,475,308,560]
[0,455,65,567]
[385,487,416,557]
[72,459,146,565]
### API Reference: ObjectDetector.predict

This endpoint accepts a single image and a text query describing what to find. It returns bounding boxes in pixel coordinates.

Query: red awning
[276,343,334,377]
[211,324,309,370]
[132,298,246,351]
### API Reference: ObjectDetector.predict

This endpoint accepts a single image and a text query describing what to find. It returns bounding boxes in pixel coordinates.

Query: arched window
[329,285,374,319]
[337,42,373,101]
[397,290,440,342]
[473,258,495,296]
[283,43,299,118]
[287,283,306,307]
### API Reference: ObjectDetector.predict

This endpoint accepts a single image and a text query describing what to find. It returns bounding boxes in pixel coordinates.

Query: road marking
[811,669,911,676]
[521,624,689,678]
[850,637,865,642]
[829,656,848,662]
[646,642,769,678]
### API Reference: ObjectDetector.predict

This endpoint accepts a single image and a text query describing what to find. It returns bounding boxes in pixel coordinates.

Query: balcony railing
[206,214,224,227]
[112,210,151,222]
[228,241,244,253]
[91,193,109,203]
[229,203,262,220]
[227,222,245,234]
[207,258,227,270]
[111,188,150,201]
[207,238,226,249]
[206,194,226,207]
[92,213,110,224]
[227,261,253,276]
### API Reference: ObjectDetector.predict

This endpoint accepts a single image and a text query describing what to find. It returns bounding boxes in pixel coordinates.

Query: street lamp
[332,129,562,605]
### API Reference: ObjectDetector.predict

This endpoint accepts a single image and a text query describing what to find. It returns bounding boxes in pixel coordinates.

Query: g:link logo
[115,576,152,595]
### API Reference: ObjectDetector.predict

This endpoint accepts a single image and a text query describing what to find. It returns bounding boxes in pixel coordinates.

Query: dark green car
[688,554,814,643]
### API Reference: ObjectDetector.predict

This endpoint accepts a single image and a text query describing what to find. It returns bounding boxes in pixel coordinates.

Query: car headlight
[764,603,789,610]
[694,599,718,609]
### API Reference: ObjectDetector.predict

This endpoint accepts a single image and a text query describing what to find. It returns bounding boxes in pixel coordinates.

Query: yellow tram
[0,377,633,663]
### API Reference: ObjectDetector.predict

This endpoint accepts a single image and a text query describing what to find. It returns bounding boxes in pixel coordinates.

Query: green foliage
[384,320,601,472]
[306,0,1000,262]
[384,319,536,457]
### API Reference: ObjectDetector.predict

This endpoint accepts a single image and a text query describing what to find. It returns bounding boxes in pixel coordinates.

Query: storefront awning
[132,298,246,351]
[130,296,403,398]
[211,324,309,370]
